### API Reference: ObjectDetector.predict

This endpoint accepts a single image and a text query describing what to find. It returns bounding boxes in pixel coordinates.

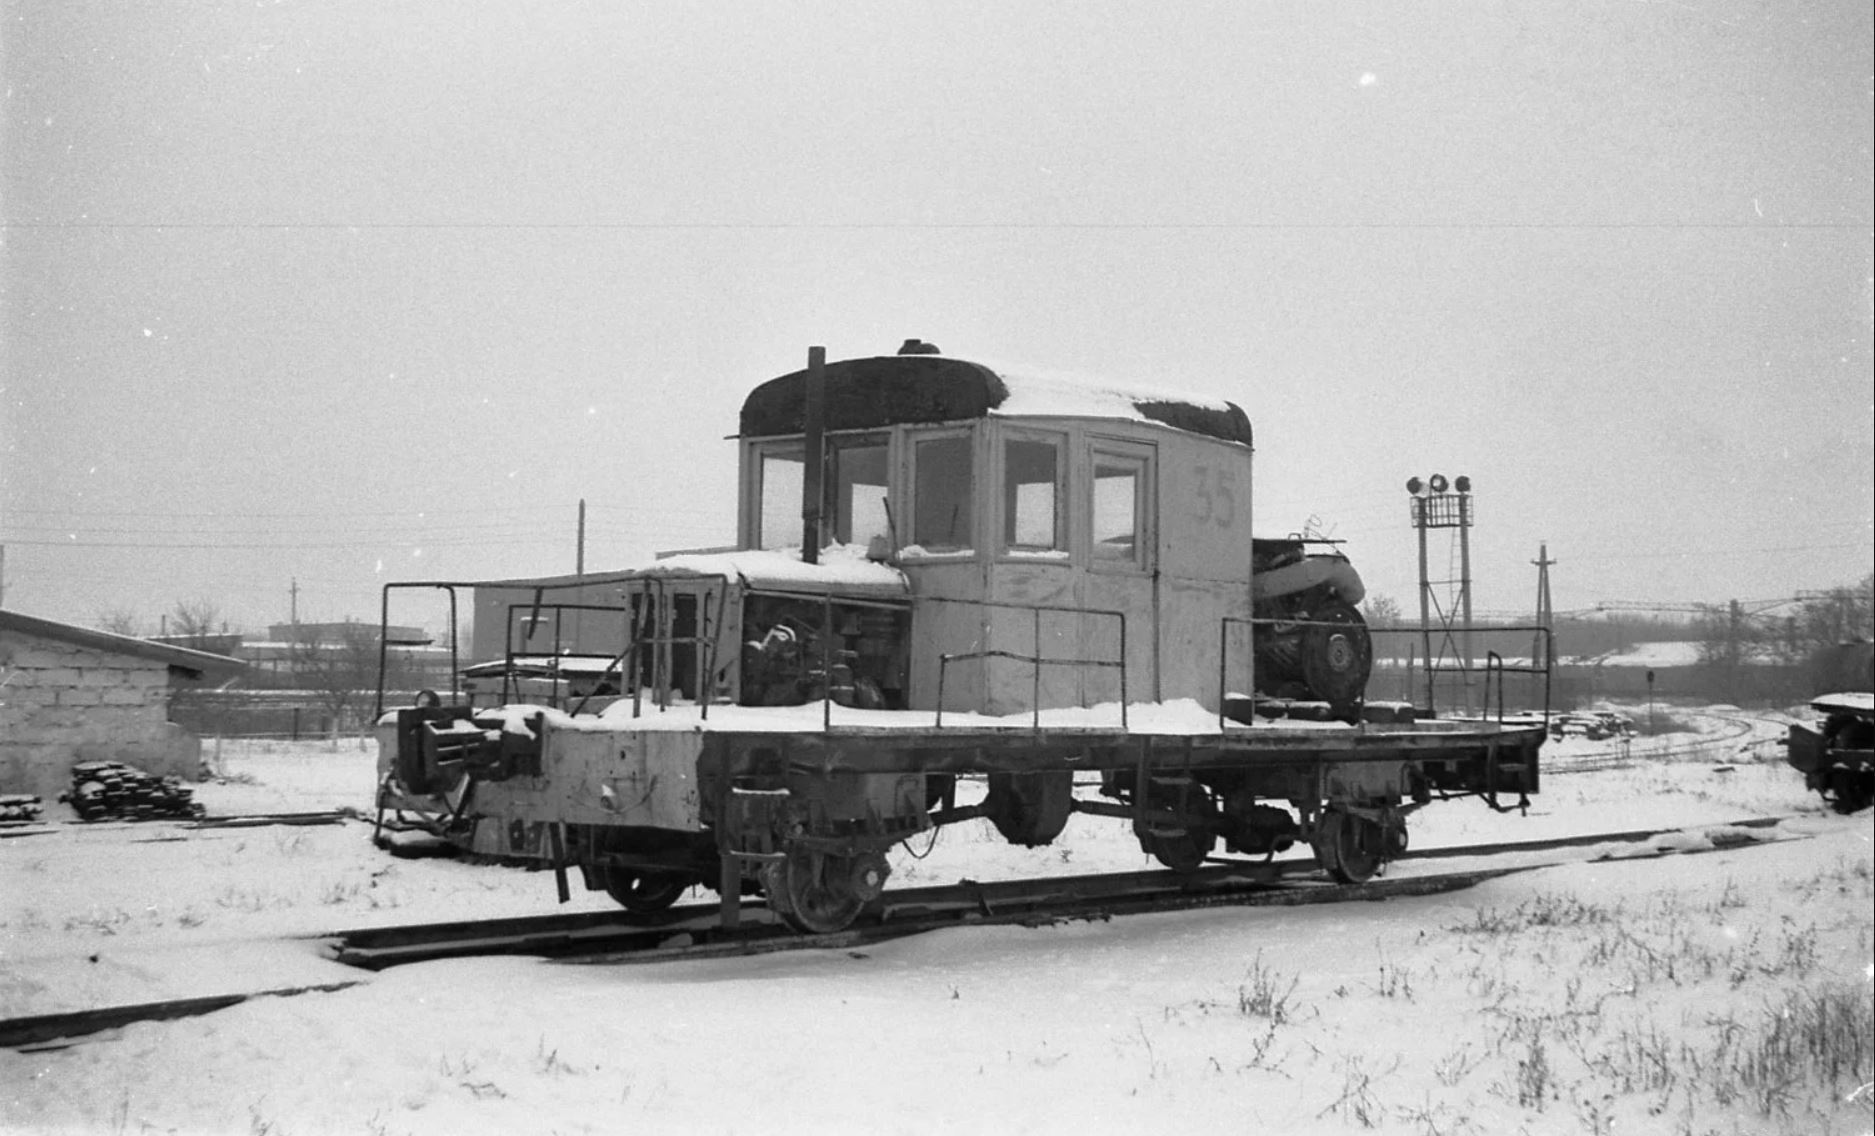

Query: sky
[2,1,1870,637]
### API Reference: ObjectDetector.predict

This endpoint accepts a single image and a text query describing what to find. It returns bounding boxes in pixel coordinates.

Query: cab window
[911,433,974,554]
[756,446,804,550]
[1091,446,1151,569]
[828,435,890,549]
[1003,435,1064,553]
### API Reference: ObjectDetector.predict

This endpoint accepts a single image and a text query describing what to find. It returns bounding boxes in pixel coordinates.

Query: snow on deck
[435,698,1524,742]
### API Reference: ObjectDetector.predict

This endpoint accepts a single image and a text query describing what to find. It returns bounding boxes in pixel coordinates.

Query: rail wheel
[763,845,877,934]
[1142,780,1216,872]
[1313,809,1383,884]
[601,870,689,913]
[1823,768,1873,815]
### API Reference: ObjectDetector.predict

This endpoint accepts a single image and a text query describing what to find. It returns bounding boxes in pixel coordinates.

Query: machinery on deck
[375,342,1546,933]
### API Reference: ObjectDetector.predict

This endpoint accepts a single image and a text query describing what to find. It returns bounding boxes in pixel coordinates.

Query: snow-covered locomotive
[375,342,1544,932]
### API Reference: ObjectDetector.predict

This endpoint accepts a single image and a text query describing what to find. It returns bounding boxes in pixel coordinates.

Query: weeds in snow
[1371,950,1416,1001]
[439,1051,507,1099]
[535,1036,587,1076]
[247,1100,285,1135]
[63,907,132,934]
[1396,1094,1482,1136]
[1237,952,1300,1024]
[1451,891,1619,935]
[1317,1054,1398,1127]
[215,886,288,913]
[1708,877,1746,913]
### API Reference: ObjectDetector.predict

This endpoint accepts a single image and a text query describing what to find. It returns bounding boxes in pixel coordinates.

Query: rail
[925,597,1128,730]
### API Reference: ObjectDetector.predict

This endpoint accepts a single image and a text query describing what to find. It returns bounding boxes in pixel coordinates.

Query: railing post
[1217,618,1230,732]
[822,593,833,732]
[1031,609,1042,730]
[935,655,949,729]
[1117,612,1128,731]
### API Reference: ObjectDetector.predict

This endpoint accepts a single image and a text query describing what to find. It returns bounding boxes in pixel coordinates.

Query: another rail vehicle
[1785,641,1875,814]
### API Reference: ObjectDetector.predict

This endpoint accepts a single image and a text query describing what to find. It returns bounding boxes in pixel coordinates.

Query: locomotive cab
[738,349,1260,716]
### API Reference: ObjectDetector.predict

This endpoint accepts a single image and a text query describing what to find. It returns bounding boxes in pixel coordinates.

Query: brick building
[0,609,244,798]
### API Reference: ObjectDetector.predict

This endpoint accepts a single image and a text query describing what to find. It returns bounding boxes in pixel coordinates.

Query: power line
[4,220,1867,233]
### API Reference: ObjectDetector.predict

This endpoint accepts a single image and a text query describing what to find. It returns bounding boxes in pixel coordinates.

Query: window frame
[748,439,808,551]
[903,426,979,559]
[997,427,1069,559]
[1087,439,1155,574]
[824,431,893,550]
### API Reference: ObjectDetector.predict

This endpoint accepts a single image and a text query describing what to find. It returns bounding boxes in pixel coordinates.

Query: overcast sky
[3,1,1870,637]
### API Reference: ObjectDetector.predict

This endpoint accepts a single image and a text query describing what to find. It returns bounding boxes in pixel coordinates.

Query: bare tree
[97,608,143,637]
[1783,574,1874,659]
[1361,594,1403,629]
[1695,600,1761,696]
[291,620,383,730]
[170,598,222,649]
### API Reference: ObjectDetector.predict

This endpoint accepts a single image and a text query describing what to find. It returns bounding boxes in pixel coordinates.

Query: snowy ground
[2,703,1870,1135]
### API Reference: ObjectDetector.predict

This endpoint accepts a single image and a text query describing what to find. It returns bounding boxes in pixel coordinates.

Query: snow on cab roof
[739,351,1252,446]
[470,544,910,600]
[648,545,910,598]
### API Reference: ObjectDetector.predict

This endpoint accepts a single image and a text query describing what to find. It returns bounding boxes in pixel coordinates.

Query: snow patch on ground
[3,710,1870,1135]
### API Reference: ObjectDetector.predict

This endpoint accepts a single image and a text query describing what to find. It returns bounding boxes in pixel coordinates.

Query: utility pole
[576,498,586,576]
[1531,543,1555,671]
[290,577,300,627]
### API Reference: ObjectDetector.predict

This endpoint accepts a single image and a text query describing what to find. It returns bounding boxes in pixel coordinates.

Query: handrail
[1365,623,1554,720]
[374,582,463,719]
[1216,617,1555,728]
[611,575,729,720]
[500,601,632,709]
[1485,650,1505,723]
[927,598,1127,730]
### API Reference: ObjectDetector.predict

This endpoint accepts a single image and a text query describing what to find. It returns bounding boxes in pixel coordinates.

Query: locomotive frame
[374,343,1547,933]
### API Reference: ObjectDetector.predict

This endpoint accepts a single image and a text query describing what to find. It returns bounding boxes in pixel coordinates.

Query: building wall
[0,627,200,798]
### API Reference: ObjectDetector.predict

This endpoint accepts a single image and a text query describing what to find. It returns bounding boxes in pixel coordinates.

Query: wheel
[762,846,870,934]
[1314,809,1383,884]
[1824,769,1873,816]
[1298,599,1372,713]
[1141,780,1216,872]
[602,870,689,913]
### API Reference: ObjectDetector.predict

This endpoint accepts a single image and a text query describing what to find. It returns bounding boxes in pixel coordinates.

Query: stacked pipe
[0,795,43,822]
[58,761,206,821]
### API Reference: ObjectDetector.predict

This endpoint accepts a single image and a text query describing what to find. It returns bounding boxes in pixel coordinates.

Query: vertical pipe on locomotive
[801,346,826,565]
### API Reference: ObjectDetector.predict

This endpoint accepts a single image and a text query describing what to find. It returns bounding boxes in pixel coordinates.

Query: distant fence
[170,690,417,739]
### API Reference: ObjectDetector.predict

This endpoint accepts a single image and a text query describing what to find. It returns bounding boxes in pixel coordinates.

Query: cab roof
[740,352,1253,447]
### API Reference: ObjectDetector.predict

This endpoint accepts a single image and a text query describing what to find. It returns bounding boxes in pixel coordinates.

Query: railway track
[0,815,1797,1051]
[1547,710,1791,774]
[326,814,1794,972]
[0,810,354,840]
